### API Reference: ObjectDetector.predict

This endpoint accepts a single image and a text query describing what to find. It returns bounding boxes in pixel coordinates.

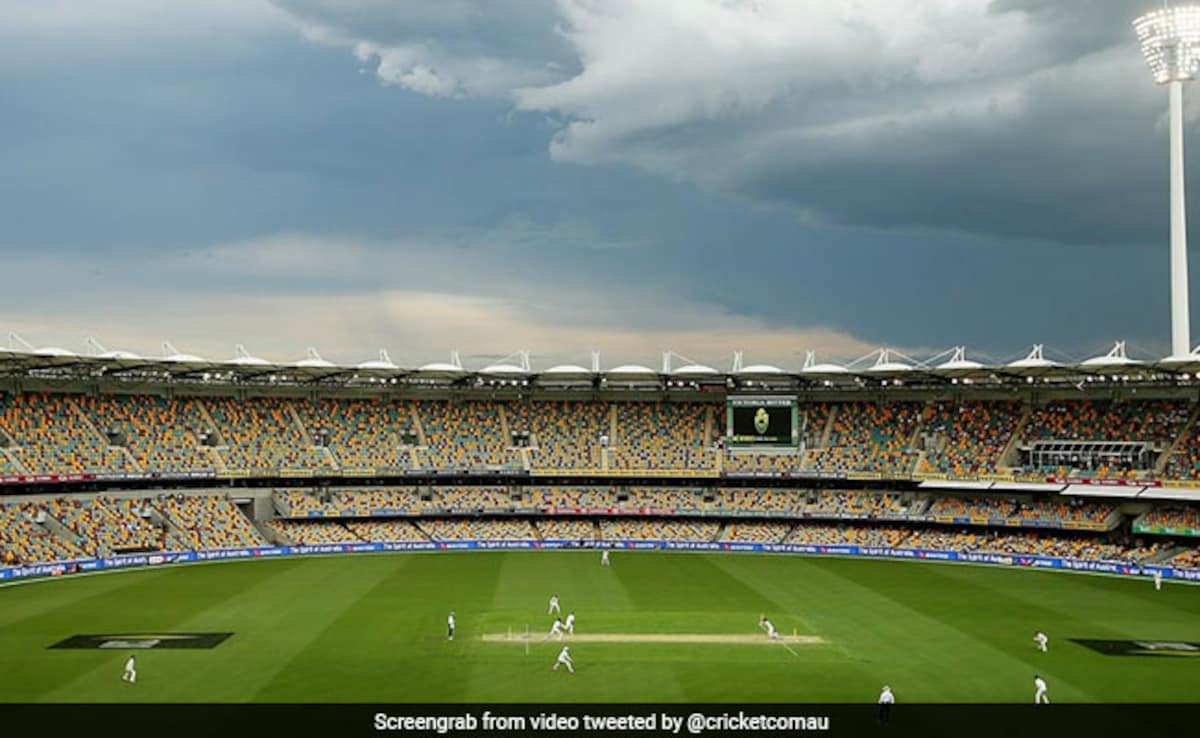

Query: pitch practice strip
[480,632,826,645]
[48,633,233,650]
[1070,639,1200,657]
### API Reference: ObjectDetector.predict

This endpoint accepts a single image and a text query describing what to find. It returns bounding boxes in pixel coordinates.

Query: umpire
[878,685,894,726]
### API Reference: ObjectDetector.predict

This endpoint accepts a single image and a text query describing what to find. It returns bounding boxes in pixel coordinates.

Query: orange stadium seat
[0,502,86,565]
[918,401,1020,476]
[294,399,417,472]
[415,401,522,470]
[599,518,719,541]
[806,402,921,475]
[609,402,715,472]
[719,521,792,543]
[205,396,331,473]
[77,394,214,473]
[156,494,264,550]
[45,495,163,556]
[266,519,360,544]
[516,401,608,471]
[537,518,599,540]
[345,519,428,542]
[0,393,135,475]
[420,518,538,541]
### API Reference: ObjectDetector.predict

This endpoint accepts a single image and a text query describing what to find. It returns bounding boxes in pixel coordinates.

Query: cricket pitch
[481,632,826,645]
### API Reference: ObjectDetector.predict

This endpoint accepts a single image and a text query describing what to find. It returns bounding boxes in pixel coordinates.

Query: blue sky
[0,0,1190,368]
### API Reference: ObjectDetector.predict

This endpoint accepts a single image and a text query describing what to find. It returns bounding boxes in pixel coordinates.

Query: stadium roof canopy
[2,334,1198,391]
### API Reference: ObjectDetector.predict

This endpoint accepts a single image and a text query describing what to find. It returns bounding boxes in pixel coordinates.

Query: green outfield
[1,551,1197,703]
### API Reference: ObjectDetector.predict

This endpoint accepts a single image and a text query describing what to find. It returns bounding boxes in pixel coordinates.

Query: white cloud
[279,0,570,98]
[512,0,1101,173]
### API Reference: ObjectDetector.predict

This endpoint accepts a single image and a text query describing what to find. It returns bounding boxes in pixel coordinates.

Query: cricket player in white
[548,593,561,616]
[447,610,455,641]
[877,685,894,725]
[1034,675,1049,704]
[564,612,576,635]
[1155,570,1163,591]
[122,654,137,684]
[546,618,565,641]
[1034,631,1048,653]
[553,645,574,673]
[760,616,780,640]
[601,550,610,567]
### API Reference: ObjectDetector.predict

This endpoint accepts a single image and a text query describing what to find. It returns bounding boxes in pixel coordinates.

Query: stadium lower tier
[0,493,262,565]
[1,475,1198,587]
[260,517,1179,566]
[3,487,1194,568]
[4,503,1196,578]
[270,486,1125,531]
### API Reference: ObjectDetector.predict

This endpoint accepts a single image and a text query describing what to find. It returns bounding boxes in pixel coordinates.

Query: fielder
[545,617,565,641]
[1155,570,1163,591]
[548,593,561,616]
[122,654,137,684]
[1034,631,1048,653]
[877,685,894,726]
[759,615,780,640]
[447,610,456,641]
[553,645,574,673]
[601,549,610,567]
[564,611,576,635]
[1034,675,1049,704]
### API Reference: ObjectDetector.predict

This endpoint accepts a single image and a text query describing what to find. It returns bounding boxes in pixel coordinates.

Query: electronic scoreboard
[726,396,798,446]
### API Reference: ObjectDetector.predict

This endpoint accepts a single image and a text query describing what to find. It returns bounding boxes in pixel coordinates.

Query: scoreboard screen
[727,396,797,446]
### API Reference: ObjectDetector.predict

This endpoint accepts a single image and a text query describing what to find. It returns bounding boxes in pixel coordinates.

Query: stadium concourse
[0,389,1199,579]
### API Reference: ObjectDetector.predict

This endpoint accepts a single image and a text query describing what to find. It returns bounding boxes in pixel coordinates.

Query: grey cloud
[274,0,1187,246]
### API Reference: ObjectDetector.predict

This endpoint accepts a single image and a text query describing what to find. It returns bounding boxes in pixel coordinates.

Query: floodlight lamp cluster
[1134,5,1200,83]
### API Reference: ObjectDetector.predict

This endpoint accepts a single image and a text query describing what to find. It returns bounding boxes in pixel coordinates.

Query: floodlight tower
[1134,4,1200,358]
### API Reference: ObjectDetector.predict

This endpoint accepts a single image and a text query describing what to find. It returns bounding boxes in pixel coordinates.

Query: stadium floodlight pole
[1134,3,1200,358]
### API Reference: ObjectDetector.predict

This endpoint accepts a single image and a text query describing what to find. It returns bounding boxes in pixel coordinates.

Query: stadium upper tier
[6,391,1200,484]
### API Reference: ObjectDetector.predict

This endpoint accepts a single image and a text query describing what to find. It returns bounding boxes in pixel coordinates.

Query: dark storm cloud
[0,0,1193,361]
[271,0,1190,247]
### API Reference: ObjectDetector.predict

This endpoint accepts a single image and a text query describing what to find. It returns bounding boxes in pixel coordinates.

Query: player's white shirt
[878,688,894,705]
[1035,632,1047,646]
[448,614,455,628]
[125,657,135,672]
[565,614,575,629]
[550,619,564,634]
[1034,677,1047,691]
[557,647,572,662]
